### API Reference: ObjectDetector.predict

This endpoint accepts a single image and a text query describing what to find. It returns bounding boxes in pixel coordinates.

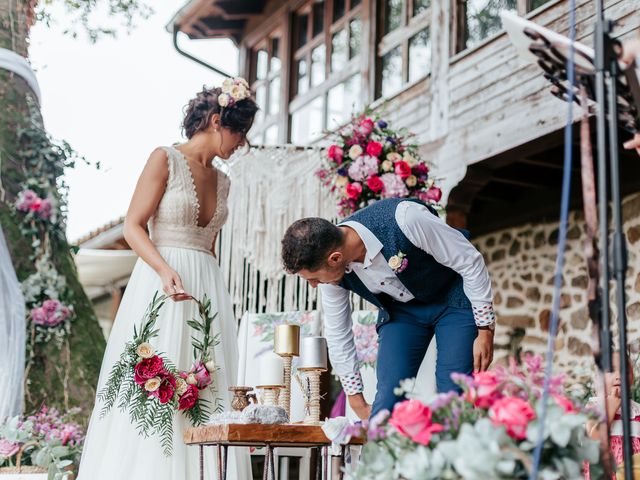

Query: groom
[281,198,496,419]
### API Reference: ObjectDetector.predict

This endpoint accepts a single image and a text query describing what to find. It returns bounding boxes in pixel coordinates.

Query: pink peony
[345,182,363,200]
[366,141,383,158]
[0,439,20,458]
[38,198,53,219]
[30,307,48,326]
[380,173,409,199]
[394,161,412,179]
[389,399,443,445]
[359,118,374,136]
[328,145,344,163]
[489,396,536,440]
[413,163,430,176]
[552,394,576,413]
[155,375,176,404]
[42,299,61,314]
[134,356,164,385]
[366,175,385,193]
[178,384,199,410]
[471,371,503,408]
[190,361,213,389]
[420,186,442,203]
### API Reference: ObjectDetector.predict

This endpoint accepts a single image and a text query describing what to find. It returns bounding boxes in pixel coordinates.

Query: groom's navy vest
[338,198,471,324]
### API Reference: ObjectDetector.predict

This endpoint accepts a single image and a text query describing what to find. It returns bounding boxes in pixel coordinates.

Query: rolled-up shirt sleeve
[319,283,364,395]
[397,201,496,327]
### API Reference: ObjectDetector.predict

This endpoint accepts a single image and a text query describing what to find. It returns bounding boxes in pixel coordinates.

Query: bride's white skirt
[78,246,251,479]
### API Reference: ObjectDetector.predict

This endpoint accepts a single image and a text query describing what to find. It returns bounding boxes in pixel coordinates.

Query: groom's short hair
[281,218,344,273]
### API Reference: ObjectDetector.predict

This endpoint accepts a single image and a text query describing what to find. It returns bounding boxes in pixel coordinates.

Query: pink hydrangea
[380,173,409,198]
[30,299,71,327]
[347,155,379,182]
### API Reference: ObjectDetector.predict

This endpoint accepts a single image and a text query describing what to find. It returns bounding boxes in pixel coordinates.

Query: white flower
[405,175,417,187]
[176,378,188,396]
[234,77,250,88]
[335,175,349,187]
[205,360,216,372]
[218,93,230,107]
[186,373,198,385]
[136,342,155,359]
[381,160,393,172]
[403,152,418,167]
[144,377,161,392]
[348,144,363,160]
[388,255,403,270]
[221,78,234,93]
[386,152,402,162]
[230,84,248,101]
[426,178,435,187]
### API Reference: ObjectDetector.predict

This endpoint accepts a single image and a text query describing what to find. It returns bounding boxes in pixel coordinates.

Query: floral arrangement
[339,355,601,479]
[98,293,223,456]
[218,77,251,108]
[0,406,84,479]
[353,312,378,369]
[317,110,443,217]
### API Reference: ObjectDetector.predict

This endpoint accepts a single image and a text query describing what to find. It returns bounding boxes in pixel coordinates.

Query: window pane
[313,1,325,37]
[351,0,362,7]
[269,77,281,114]
[331,28,349,72]
[380,46,402,98]
[333,0,346,21]
[297,59,309,96]
[256,49,268,80]
[270,37,281,72]
[465,0,516,50]
[311,44,326,87]
[349,17,362,58]
[409,28,431,82]
[291,96,325,144]
[296,12,309,48]
[530,0,550,9]
[264,125,279,145]
[327,75,361,130]
[413,0,430,16]
[384,0,403,35]
[255,84,267,122]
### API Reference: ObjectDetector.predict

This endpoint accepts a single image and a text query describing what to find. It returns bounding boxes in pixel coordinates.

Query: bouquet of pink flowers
[98,293,222,456]
[317,111,442,217]
[340,355,601,479]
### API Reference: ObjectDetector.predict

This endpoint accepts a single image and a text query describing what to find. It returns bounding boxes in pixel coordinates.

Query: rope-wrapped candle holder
[257,353,285,407]
[296,336,328,424]
[274,324,300,419]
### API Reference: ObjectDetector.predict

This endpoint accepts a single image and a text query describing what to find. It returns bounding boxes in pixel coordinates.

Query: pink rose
[42,299,61,314]
[366,175,385,193]
[154,375,176,404]
[389,399,444,445]
[328,145,344,163]
[420,186,442,203]
[29,197,42,212]
[394,161,412,179]
[552,394,576,413]
[134,356,164,385]
[489,397,536,440]
[0,439,20,458]
[345,182,363,199]
[178,384,199,410]
[366,141,383,158]
[472,371,502,408]
[359,118,374,136]
[38,198,52,219]
[190,361,213,389]
[30,307,48,326]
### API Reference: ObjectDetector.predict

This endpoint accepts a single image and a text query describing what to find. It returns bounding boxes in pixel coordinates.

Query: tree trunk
[0,0,106,421]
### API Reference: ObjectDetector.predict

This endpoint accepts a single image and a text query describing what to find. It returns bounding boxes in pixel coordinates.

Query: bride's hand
[159,268,190,301]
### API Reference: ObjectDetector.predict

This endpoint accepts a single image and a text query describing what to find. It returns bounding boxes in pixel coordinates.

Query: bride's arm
[123,148,189,301]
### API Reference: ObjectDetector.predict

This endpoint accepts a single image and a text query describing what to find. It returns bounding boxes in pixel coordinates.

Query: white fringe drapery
[218,146,335,315]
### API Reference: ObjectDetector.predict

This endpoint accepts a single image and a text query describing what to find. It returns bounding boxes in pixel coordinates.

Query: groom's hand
[348,393,372,420]
[473,328,494,372]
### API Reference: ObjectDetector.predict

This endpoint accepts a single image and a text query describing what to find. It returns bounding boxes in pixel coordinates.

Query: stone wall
[475,192,640,383]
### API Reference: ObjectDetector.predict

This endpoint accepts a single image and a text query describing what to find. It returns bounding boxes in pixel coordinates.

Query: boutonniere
[388,251,408,273]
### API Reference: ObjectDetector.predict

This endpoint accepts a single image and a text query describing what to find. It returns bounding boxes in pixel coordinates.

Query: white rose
[176,378,188,396]
[335,175,349,187]
[426,178,434,187]
[136,342,155,359]
[386,152,402,163]
[388,255,402,270]
[348,145,363,160]
[218,94,230,107]
[186,373,198,385]
[405,175,417,187]
[144,377,161,392]
[381,160,393,172]
[234,77,250,88]
[403,153,418,167]
[205,360,216,372]
[221,78,234,93]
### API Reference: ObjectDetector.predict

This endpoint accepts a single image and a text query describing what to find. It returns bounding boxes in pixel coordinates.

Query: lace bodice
[148,146,230,254]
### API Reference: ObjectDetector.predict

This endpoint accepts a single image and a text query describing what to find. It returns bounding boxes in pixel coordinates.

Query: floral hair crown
[218,77,251,108]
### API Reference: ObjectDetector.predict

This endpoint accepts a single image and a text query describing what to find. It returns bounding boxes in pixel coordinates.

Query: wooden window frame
[375,0,431,100]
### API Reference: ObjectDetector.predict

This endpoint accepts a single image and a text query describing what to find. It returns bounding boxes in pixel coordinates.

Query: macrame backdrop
[218,146,336,315]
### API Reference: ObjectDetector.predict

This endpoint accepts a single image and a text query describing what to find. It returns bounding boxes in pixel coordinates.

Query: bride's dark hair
[182,85,259,139]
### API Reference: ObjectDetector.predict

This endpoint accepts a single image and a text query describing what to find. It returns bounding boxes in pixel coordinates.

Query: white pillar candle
[260,353,284,386]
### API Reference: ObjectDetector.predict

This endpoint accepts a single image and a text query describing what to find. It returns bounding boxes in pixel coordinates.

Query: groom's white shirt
[319,201,494,395]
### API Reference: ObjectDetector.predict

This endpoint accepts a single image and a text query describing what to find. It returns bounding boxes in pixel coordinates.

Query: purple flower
[386,136,396,145]
[430,391,458,410]
[337,167,348,177]
[396,257,409,273]
[377,120,388,129]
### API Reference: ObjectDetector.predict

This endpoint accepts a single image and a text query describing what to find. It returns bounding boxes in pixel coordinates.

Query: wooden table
[184,423,364,480]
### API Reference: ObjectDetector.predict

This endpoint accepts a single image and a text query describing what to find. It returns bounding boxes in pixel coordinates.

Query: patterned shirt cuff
[472,302,496,327]
[340,371,364,395]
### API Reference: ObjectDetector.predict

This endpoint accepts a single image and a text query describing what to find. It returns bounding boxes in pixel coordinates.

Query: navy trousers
[371,300,478,417]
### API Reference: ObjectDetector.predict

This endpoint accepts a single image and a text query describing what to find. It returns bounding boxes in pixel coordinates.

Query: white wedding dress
[78,146,251,479]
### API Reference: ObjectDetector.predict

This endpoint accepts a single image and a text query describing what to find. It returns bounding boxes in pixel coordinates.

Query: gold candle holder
[274,324,300,419]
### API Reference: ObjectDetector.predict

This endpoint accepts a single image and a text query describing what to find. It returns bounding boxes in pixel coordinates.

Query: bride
[78,79,258,479]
